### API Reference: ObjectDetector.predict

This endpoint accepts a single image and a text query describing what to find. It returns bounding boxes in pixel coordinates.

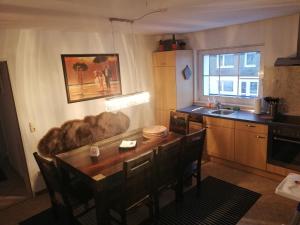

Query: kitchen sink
[210,109,235,115]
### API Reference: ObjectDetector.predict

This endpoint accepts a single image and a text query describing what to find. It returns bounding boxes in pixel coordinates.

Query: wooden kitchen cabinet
[153,51,176,67]
[235,122,268,170]
[153,50,193,127]
[205,116,235,161]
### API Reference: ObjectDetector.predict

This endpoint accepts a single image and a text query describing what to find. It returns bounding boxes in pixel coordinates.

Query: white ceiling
[0,0,300,34]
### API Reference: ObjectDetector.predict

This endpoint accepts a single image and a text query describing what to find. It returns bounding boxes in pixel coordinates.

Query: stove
[268,115,300,171]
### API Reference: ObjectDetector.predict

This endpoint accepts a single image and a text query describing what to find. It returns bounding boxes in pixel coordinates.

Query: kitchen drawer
[235,121,268,134]
[204,116,235,128]
[189,121,202,133]
[189,113,203,123]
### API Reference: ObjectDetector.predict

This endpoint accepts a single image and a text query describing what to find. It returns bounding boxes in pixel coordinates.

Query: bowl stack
[143,125,168,139]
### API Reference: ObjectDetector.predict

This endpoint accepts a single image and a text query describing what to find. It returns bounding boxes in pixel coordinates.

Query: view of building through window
[203,51,261,97]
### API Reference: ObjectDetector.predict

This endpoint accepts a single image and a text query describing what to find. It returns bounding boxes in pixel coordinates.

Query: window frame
[196,46,264,107]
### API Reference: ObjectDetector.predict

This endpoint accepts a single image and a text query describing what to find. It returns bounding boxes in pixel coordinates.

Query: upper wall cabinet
[152,50,194,127]
[153,51,176,67]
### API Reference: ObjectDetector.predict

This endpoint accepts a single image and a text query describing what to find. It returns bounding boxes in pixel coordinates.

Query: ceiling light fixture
[105,17,152,112]
[105,91,150,112]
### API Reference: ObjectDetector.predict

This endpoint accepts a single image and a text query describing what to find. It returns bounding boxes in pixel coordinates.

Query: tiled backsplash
[264,66,300,115]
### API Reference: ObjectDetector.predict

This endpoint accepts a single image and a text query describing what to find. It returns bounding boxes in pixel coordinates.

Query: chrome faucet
[216,102,222,110]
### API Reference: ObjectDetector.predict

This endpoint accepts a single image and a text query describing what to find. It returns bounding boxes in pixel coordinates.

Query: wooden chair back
[154,138,182,189]
[123,151,154,208]
[33,152,62,194]
[169,111,189,135]
[182,129,206,168]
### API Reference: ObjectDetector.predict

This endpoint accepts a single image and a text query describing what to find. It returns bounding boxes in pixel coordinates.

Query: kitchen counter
[178,105,273,124]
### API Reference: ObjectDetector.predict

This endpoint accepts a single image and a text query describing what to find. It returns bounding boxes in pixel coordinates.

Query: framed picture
[61,54,122,103]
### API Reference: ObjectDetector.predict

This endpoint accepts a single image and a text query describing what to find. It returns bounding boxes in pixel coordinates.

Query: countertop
[178,105,273,124]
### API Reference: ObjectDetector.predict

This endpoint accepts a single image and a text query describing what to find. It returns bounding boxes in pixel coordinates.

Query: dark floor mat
[20,176,261,225]
[156,176,261,225]
[19,207,81,225]
[0,168,7,182]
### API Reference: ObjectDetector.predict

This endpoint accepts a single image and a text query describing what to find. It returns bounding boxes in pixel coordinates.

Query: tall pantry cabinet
[152,50,194,127]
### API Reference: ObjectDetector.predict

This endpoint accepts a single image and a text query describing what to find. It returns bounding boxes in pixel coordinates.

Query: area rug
[19,176,261,225]
[156,176,261,225]
[0,168,7,182]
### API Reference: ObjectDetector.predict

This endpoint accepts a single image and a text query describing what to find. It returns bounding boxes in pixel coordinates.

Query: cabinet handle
[256,135,265,139]
[246,124,256,128]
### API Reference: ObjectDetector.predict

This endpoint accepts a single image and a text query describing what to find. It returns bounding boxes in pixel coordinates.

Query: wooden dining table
[55,128,183,225]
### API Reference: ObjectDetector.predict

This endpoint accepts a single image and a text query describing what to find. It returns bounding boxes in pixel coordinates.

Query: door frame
[0,60,32,196]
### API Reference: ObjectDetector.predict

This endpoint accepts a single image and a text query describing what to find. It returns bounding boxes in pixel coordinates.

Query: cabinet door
[153,67,176,110]
[154,109,172,128]
[153,51,176,67]
[235,130,267,170]
[206,125,234,161]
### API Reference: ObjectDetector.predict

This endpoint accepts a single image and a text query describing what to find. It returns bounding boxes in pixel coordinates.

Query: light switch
[29,122,36,133]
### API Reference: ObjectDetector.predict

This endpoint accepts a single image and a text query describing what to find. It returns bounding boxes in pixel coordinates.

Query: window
[202,51,260,98]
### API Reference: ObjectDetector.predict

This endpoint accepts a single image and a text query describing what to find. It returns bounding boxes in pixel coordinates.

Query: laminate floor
[0,160,29,210]
[0,162,296,225]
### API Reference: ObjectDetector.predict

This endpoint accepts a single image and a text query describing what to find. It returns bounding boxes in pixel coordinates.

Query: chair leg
[121,210,127,225]
[154,193,160,219]
[196,163,202,196]
[148,201,154,223]
[177,177,184,201]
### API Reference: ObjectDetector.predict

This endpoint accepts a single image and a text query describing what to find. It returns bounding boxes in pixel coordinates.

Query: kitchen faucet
[216,101,222,109]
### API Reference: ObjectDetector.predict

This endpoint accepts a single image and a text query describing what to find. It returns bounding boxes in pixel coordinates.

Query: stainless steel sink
[210,109,235,115]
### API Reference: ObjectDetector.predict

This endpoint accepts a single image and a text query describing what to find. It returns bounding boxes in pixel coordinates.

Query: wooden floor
[0,162,296,225]
[0,159,29,210]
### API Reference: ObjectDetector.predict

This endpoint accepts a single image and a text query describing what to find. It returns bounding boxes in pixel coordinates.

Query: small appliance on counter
[254,98,262,114]
[263,96,280,117]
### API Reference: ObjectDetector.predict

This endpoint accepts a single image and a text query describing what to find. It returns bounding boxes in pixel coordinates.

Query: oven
[268,122,300,171]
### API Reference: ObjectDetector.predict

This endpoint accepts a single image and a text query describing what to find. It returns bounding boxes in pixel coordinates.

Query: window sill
[195,96,257,110]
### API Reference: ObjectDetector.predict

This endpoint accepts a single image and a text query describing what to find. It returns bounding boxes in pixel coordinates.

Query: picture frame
[61,54,122,103]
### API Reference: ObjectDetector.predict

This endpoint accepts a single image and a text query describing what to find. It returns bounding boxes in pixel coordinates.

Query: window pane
[209,76,219,95]
[220,54,239,76]
[203,55,210,75]
[250,82,258,95]
[219,76,238,96]
[209,55,219,75]
[239,52,260,77]
[203,76,209,95]
[241,82,247,96]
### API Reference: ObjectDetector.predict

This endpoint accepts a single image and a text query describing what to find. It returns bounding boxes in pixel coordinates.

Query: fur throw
[38,112,130,157]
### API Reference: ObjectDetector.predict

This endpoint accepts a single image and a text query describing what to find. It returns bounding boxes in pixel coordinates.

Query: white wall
[0,27,156,192]
[183,14,299,106]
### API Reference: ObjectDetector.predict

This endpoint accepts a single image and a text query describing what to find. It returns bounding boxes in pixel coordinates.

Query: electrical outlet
[29,122,36,133]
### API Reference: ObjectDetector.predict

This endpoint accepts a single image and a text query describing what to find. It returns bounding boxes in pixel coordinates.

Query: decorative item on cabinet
[157,38,187,51]
[179,41,186,50]
[182,65,192,80]
[159,40,164,51]
[172,34,177,50]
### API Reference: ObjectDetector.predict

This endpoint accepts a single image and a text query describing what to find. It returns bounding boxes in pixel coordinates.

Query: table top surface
[55,129,182,183]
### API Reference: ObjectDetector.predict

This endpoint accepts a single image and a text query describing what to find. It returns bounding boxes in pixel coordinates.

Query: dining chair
[33,152,94,225]
[179,129,206,196]
[153,137,182,218]
[169,111,189,135]
[109,151,155,225]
